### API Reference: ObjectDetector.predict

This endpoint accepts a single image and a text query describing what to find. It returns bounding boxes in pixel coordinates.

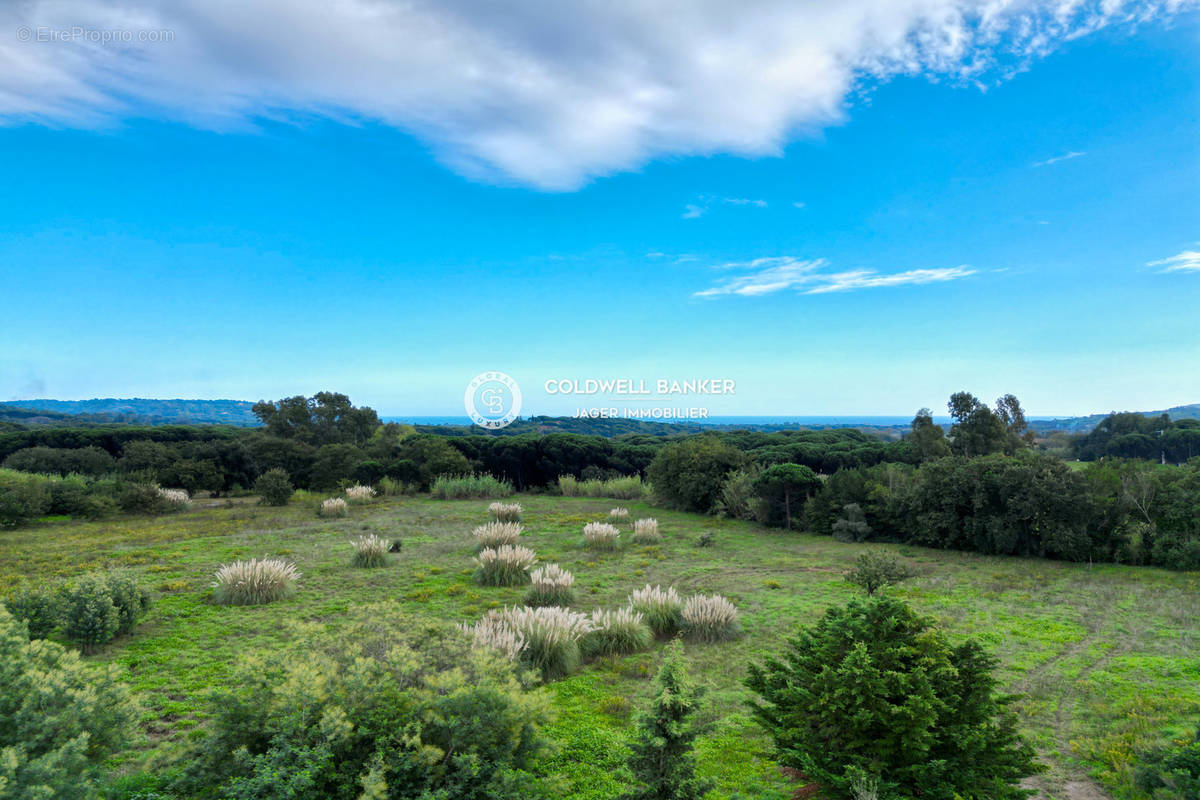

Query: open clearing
[2,494,1197,799]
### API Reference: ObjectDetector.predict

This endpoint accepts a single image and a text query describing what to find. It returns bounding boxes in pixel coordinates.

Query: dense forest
[2,391,1198,569]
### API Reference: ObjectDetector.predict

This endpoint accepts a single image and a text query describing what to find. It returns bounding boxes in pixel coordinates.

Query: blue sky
[0,1,1197,417]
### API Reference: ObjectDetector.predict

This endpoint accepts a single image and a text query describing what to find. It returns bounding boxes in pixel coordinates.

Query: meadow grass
[0,494,1196,799]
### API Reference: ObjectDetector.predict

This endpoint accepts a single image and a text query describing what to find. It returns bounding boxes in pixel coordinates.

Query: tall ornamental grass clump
[681,593,741,642]
[351,534,389,567]
[558,474,647,499]
[473,544,537,586]
[632,518,661,543]
[319,497,348,517]
[431,473,513,499]
[489,501,523,522]
[608,507,630,522]
[473,521,523,550]
[525,564,575,607]
[584,521,621,551]
[211,558,300,606]
[629,584,684,637]
[492,606,593,680]
[582,607,653,657]
[344,484,376,502]
[157,487,191,508]
[460,614,528,661]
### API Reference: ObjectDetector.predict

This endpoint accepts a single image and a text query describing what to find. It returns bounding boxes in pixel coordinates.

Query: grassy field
[2,493,1197,799]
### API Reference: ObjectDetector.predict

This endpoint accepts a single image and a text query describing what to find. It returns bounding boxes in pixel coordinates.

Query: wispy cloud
[682,195,768,219]
[1147,249,1200,273]
[1032,151,1086,167]
[792,202,807,209]
[1,1,1180,190]
[694,256,976,298]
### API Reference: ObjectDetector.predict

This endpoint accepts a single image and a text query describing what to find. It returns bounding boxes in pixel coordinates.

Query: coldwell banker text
[543,377,736,420]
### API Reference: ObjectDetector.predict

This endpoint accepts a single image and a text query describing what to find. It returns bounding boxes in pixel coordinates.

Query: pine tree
[622,639,713,800]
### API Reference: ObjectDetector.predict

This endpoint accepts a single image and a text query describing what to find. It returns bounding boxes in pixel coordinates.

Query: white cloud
[1148,249,1200,273]
[681,204,706,219]
[694,256,976,297]
[1032,150,1087,166]
[0,1,1189,189]
[792,201,807,209]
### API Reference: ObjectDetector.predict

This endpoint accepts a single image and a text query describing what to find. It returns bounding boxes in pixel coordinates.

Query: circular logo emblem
[464,371,522,429]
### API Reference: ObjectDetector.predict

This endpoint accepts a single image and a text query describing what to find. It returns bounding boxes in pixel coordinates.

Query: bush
[176,605,554,799]
[117,482,171,515]
[460,613,529,661]
[4,584,62,639]
[474,545,537,586]
[61,573,120,652]
[608,507,630,522]
[157,487,191,509]
[681,593,740,642]
[631,518,661,543]
[0,606,138,799]
[583,521,621,550]
[474,520,523,550]
[1135,722,1200,800]
[646,436,746,513]
[0,468,51,526]
[318,496,348,517]
[582,608,652,657]
[254,468,294,506]
[104,571,152,634]
[845,551,917,595]
[746,596,1041,799]
[525,564,575,607]
[628,584,684,637]
[832,502,872,542]
[431,473,513,499]
[489,502,523,522]
[211,558,300,605]
[344,484,376,502]
[716,466,763,520]
[623,639,712,800]
[351,534,389,568]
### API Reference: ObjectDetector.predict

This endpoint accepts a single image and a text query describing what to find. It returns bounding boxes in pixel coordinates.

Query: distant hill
[1029,403,1200,433]
[0,398,261,426]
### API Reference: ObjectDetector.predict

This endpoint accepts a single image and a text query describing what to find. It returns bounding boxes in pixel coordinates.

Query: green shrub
[104,572,152,635]
[254,468,294,506]
[61,574,120,652]
[845,550,917,595]
[431,473,513,499]
[489,606,593,680]
[646,436,746,513]
[0,468,52,527]
[117,482,170,514]
[0,606,138,799]
[211,558,300,606]
[174,605,553,799]
[746,595,1041,800]
[582,608,652,657]
[715,466,762,521]
[1135,722,1200,800]
[4,584,62,639]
